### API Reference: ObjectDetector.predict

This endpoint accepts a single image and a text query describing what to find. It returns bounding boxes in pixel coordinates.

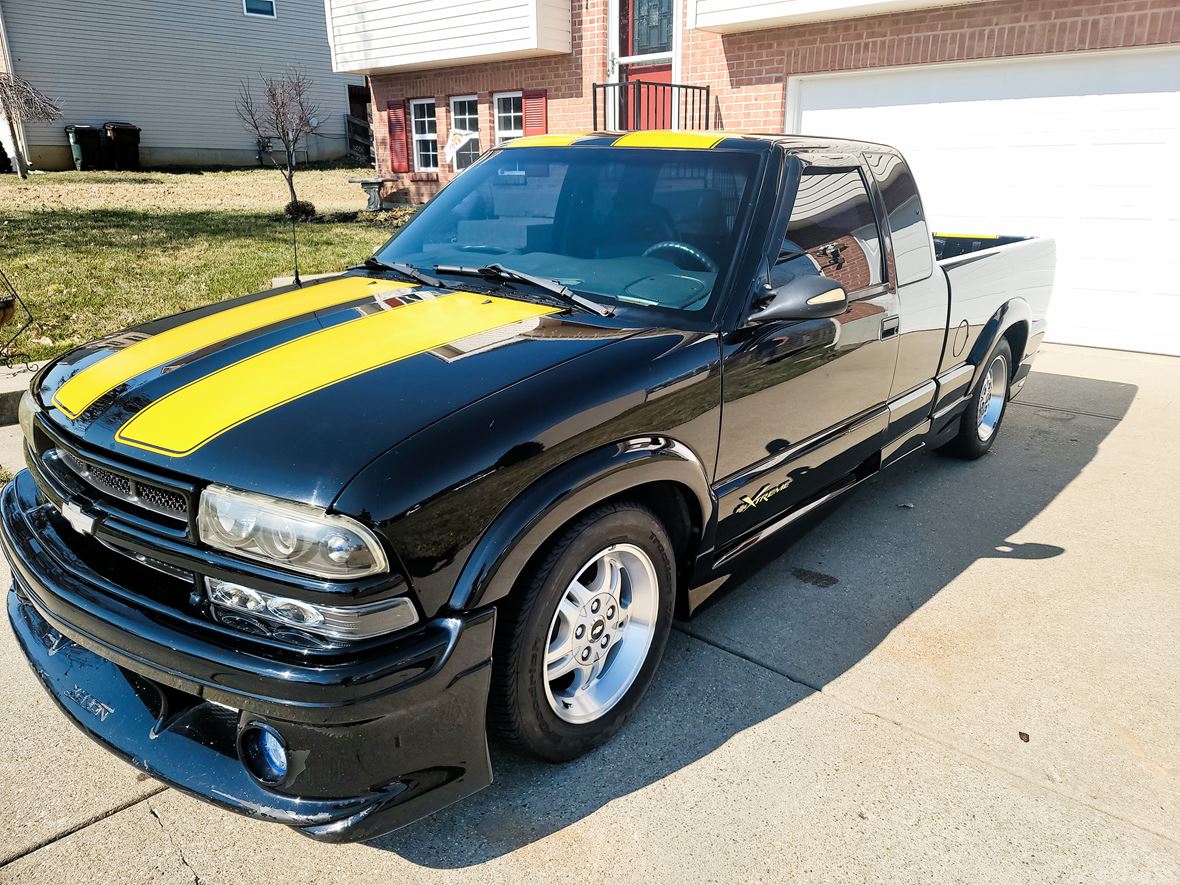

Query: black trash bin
[104,122,141,170]
[64,125,104,171]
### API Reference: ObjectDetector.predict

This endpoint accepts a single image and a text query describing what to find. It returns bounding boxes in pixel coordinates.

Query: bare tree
[0,73,62,179]
[235,69,320,209]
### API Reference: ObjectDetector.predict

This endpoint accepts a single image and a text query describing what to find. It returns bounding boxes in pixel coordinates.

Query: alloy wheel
[543,543,659,724]
[976,352,1008,442]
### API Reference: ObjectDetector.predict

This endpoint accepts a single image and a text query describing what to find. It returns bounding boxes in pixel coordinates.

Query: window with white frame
[410,99,438,172]
[494,92,523,145]
[243,0,275,17]
[449,95,480,170]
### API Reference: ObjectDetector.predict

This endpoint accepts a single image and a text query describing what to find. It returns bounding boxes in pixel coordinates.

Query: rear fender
[968,298,1031,390]
[448,438,715,611]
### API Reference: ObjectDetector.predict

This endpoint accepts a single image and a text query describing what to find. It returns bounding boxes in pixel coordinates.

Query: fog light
[242,725,288,784]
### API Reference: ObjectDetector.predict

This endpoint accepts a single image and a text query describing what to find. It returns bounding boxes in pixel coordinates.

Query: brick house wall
[369,0,1180,199]
[371,0,610,201]
[681,0,1180,131]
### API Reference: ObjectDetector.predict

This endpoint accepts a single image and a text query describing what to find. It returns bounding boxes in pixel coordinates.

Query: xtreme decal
[735,479,793,514]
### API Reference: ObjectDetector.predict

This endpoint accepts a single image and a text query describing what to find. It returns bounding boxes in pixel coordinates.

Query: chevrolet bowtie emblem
[60,499,98,536]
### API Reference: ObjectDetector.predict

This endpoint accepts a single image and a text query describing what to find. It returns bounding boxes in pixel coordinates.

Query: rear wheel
[489,501,675,761]
[940,339,1012,460]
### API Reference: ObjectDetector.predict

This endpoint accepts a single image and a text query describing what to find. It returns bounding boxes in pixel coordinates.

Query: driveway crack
[149,804,203,885]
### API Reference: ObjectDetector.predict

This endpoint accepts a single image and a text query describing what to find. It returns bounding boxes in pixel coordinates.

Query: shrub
[283,199,316,221]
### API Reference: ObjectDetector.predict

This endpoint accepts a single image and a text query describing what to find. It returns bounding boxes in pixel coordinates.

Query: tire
[939,339,1012,460]
[489,501,675,762]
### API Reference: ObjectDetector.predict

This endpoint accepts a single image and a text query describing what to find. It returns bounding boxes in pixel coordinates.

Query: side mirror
[748,275,848,324]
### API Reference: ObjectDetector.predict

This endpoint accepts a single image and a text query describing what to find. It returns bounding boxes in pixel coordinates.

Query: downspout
[0,0,30,165]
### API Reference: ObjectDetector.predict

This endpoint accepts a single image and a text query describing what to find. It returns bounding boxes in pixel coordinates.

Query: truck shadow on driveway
[373,370,1137,867]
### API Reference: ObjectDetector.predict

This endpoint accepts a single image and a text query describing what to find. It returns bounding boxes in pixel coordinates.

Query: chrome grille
[88,463,132,497]
[53,446,189,522]
[136,483,187,514]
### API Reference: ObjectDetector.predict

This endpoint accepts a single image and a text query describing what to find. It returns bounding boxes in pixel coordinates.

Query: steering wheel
[642,241,719,274]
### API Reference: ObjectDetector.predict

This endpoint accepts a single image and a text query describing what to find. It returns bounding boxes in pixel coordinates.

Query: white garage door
[791,48,1180,355]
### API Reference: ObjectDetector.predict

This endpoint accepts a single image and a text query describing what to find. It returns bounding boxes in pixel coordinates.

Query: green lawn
[0,166,412,360]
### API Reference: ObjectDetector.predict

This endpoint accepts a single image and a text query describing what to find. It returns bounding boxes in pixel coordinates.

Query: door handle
[881,316,900,339]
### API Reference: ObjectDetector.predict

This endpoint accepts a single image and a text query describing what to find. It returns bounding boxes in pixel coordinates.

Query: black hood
[37,275,643,508]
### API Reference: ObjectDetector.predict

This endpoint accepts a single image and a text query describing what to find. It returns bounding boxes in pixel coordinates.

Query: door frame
[607,0,684,128]
[784,44,1180,132]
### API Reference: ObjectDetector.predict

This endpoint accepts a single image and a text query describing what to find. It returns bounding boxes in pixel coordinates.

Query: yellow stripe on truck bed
[115,291,558,457]
[53,276,413,419]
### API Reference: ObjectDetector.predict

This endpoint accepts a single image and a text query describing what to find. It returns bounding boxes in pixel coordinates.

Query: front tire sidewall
[512,506,675,761]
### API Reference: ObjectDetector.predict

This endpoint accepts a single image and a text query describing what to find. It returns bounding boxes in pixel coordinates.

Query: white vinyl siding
[689,0,982,32]
[325,0,572,74]
[2,0,360,159]
[410,98,438,171]
[792,48,1180,356]
[494,92,523,145]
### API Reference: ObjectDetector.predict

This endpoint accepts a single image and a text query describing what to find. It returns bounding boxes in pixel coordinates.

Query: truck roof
[500,131,902,156]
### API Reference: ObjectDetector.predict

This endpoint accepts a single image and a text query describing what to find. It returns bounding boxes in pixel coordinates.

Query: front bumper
[1,470,494,842]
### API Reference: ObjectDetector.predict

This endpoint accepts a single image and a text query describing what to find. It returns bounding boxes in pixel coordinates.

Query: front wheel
[489,502,675,761]
[939,339,1012,460]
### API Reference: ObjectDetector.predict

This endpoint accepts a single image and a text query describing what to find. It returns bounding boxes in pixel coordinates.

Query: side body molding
[448,438,715,611]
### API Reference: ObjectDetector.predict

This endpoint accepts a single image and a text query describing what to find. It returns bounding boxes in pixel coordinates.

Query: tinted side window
[865,152,933,284]
[777,169,884,294]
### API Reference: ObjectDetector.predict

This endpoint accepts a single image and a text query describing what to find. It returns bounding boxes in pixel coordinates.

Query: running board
[714,475,862,569]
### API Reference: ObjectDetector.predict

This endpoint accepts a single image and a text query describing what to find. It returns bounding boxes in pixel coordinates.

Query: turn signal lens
[198,485,387,579]
[18,390,38,445]
[206,578,418,641]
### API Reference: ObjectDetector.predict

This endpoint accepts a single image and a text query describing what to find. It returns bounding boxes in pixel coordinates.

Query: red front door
[623,64,673,130]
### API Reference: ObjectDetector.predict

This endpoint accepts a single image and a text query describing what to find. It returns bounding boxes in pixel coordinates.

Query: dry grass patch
[0,166,415,360]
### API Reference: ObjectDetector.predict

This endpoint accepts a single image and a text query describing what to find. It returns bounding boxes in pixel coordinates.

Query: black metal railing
[592,81,711,132]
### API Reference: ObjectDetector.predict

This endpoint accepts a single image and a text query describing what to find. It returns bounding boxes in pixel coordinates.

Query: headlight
[206,577,418,640]
[18,389,38,444]
[198,485,387,579]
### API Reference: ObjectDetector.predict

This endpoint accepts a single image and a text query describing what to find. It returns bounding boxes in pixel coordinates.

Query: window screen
[864,152,933,285]
[449,96,480,170]
[410,100,438,171]
[778,169,884,294]
[494,93,523,144]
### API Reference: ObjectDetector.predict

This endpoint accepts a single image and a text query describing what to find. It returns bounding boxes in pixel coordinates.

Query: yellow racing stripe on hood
[611,132,725,149]
[115,291,558,457]
[501,133,591,148]
[53,276,412,419]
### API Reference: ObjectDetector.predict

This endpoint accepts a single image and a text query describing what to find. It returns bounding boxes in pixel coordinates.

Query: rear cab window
[864,152,933,284]
[776,168,885,297]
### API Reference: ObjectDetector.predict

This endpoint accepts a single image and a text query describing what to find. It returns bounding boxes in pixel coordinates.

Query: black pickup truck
[3,131,1055,842]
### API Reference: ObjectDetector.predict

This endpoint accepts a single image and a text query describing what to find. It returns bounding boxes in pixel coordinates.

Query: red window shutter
[387,100,409,173]
[523,89,548,136]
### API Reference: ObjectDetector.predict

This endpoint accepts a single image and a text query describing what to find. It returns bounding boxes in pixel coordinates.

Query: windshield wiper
[354,257,445,289]
[434,263,614,317]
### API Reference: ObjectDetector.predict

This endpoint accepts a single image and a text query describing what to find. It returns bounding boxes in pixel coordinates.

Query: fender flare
[448,437,715,611]
[967,297,1031,389]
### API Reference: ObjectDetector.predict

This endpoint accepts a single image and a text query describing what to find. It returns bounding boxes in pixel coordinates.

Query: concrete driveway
[1,343,1177,882]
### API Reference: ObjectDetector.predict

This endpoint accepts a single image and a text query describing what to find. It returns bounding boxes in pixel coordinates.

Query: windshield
[376,146,762,316]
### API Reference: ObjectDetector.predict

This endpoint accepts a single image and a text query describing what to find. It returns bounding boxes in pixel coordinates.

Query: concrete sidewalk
[1,344,1177,882]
